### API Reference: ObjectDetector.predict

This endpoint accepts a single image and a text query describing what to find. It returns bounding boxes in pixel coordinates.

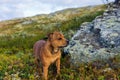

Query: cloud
[0,0,53,20]
[0,4,23,21]
[39,0,105,7]
[0,0,114,21]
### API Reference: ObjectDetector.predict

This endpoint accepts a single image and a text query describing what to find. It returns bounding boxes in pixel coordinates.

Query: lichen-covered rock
[64,5,120,64]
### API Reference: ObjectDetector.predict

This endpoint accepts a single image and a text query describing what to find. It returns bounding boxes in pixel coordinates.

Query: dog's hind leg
[35,58,42,74]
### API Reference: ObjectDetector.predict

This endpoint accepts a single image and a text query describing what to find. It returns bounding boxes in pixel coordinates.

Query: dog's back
[33,40,46,58]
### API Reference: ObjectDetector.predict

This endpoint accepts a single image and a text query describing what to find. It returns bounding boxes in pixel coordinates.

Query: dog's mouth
[59,41,69,48]
[64,40,69,47]
[59,45,67,48]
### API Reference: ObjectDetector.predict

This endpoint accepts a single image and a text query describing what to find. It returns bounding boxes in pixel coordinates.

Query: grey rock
[64,6,120,64]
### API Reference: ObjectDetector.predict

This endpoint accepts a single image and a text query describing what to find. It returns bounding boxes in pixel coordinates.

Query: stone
[64,4,120,64]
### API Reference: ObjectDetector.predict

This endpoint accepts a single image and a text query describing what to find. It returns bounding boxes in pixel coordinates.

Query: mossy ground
[0,50,120,80]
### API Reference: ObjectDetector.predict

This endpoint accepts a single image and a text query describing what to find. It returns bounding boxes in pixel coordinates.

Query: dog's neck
[46,41,59,54]
[53,48,59,53]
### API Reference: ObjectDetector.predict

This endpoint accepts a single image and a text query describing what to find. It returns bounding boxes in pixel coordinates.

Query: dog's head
[47,31,69,48]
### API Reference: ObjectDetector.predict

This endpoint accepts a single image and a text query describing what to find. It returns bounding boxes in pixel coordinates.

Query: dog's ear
[47,33,53,41]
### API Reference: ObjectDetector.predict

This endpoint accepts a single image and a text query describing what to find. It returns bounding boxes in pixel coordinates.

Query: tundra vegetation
[0,5,120,80]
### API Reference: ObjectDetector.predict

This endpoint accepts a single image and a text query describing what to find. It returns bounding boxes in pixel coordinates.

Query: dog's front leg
[43,65,49,80]
[56,58,60,74]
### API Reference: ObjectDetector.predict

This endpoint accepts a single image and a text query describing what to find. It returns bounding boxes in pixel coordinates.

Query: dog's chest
[49,51,61,63]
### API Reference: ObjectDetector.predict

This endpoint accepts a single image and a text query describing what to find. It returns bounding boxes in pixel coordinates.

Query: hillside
[0,5,106,49]
[0,4,114,80]
[0,5,106,36]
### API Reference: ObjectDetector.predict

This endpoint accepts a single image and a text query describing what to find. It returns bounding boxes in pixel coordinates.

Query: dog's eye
[58,38,62,40]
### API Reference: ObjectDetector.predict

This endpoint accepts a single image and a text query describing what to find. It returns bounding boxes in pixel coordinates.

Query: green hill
[0,5,106,49]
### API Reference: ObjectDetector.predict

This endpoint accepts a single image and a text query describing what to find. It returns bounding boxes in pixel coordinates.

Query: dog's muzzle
[66,40,69,45]
[64,40,69,47]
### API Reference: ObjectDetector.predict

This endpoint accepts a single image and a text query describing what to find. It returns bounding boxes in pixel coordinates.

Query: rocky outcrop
[64,5,120,64]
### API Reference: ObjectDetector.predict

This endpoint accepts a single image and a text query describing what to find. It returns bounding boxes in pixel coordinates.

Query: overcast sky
[0,0,114,21]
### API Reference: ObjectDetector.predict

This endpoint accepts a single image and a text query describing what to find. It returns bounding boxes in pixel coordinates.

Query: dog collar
[49,44,60,54]
[53,48,59,53]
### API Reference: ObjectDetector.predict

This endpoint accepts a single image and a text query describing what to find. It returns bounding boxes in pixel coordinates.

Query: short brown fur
[33,31,68,80]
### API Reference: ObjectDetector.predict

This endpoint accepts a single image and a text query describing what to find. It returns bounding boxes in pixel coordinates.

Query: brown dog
[33,31,68,80]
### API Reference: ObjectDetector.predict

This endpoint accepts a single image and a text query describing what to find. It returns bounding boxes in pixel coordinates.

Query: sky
[0,0,114,21]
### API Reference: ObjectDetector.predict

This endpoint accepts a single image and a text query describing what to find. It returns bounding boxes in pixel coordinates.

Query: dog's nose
[66,40,69,44]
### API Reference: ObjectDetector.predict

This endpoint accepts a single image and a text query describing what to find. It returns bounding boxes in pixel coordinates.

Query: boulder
[64,5,120,64]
